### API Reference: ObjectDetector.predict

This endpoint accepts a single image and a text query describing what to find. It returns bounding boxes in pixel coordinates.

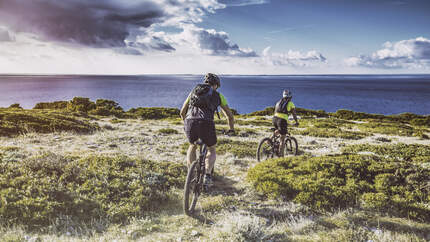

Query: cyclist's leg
[186,144,197,168]
[200,120,217,175]
[279,134,286,157]
[206,145,216,174]
[184,119,199,167]
[278,118,288,157]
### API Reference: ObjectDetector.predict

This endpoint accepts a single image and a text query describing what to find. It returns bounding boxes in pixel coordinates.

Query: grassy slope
[1,106,430,241]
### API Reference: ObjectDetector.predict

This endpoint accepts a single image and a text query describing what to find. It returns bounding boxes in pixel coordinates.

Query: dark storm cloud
[196,29,257,57]
[0,0,165,48]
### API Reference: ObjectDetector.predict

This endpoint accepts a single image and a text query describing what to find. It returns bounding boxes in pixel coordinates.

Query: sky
[0,0,429,75]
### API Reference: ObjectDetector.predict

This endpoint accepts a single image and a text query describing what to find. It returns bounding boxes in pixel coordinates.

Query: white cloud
[345,37,430,69]
[261,46,326,67]
[0,27,13,42]
[222,0,270,7]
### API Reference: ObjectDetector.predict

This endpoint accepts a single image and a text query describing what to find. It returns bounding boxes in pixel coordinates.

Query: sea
[0,74,429,115]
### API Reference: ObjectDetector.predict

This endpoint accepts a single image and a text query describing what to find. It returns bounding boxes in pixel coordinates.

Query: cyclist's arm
[291,108,299,124]
[220,105,234,131]
[219,93,234,130]
[180,95,190,120]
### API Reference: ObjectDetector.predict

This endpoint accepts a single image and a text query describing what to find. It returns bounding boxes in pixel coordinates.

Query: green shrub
[67,97,96,113]
[33,101,68,110]
[217,138,257,158]
[342,143,430,162]
[0,108,98,137]
[332,109,430,127]
[357,121,415,136]
[247,154,430,222]
[8,103,22,109]
[293,126,368,140]
[246,107,274,116]
[180,138,257,158]
[127,107,179,120]
[0,153,186,228]
[158,128,179,135]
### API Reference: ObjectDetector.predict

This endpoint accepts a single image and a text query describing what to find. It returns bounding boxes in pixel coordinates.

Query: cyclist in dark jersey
[180,73,235,185]
[273,89,299,157]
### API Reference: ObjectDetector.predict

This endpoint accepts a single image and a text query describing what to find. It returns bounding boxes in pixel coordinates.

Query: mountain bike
[257,127,298,162]
[183,130,233,216]
[183,139,209,216]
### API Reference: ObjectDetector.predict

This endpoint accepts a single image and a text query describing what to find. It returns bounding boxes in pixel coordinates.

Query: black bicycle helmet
[283,89,292,98]
[204,73,220,88]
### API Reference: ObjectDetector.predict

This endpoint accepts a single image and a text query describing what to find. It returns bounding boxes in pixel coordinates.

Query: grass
[1,103,430,241]
[0,108,98,137]
[247,153,430,222]
[0,153,187,228]
[157,128,179,135]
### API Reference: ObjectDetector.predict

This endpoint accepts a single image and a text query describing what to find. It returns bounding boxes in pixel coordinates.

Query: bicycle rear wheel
[257,138,274,162]
[285,137,298,156]
[184,161,201,215]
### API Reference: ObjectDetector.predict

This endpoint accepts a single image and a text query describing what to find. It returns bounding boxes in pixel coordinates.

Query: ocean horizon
[1,74,430,115]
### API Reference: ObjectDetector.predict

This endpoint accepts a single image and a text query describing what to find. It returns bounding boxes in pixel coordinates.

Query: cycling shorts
[272,116,288,135]
[184,119,217,146]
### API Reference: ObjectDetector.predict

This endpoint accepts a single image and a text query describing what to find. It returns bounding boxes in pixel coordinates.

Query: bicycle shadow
[210,174,243,196]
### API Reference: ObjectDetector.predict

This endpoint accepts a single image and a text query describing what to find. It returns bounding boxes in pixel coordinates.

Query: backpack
[189,84,221,118]
[189,84,215,109]
[275,97,290,114]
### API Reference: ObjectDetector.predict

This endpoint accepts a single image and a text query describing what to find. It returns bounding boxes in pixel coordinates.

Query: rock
[308,140,318,145]
[109,144,118,148]
[191,230,199,236]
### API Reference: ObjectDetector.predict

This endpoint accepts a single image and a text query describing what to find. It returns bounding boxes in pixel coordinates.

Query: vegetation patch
[180,138,257,158]
[217,138,257,158]
[157,128,179,135]
[342,143,430,162]
[331,109,430,127]
[0,108,98,137]
[246,107,328,118]
[0,153,186,228]
[248,154,430,222]
[126,107,179,120]
[356,121,417,136]
[292,126,368,140]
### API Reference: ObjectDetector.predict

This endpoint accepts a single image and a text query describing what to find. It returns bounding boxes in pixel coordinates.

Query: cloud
[0,27,13,42]
[194,28,258,57]
[0,0,225,53]
[221,0,270,7]
[262,46,326,67]
[345,37,430,69]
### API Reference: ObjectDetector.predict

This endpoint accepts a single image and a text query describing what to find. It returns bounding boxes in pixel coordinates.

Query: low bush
[342,143,430,162]
[158,128,179,135]
[0,153,186,228]
[292,127,368,140]
[356,121,415,136]
[217,138,257,158]
[332,109,430,127]
[246,107,328,118]
[8,103,22,109]
[180,138,257,158]
[127,107,179,120]
[33,101,68,110]
[0,108,98,137]
[247,154,430,222]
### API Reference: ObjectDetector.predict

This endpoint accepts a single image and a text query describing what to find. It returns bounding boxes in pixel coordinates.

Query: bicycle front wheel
[184,161,201,216]
[257,138,274,162]
[285,137,298,156]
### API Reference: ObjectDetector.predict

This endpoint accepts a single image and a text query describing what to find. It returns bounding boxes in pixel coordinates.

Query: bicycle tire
[285,137,298,156]
[184,160,200,215]
[257,138,274,162]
